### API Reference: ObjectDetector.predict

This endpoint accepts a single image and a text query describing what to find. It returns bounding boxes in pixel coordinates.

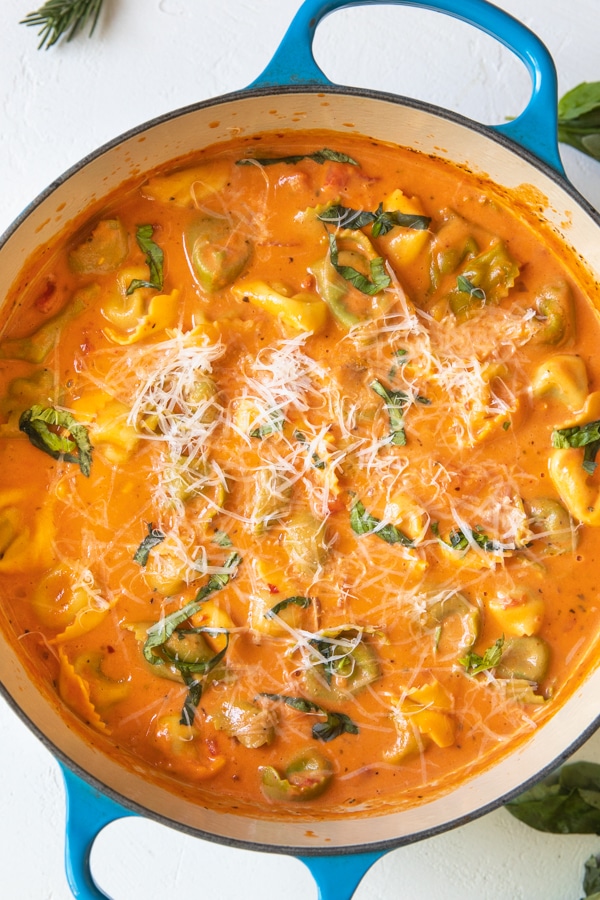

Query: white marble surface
[1,0,600,897]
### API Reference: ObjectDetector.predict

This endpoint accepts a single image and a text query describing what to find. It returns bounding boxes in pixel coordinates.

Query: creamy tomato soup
[1,131,599,817]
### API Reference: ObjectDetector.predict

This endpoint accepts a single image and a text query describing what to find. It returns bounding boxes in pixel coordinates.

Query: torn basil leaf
[266,595,312,619]
[133,523,166,566]
[211,529,233,547]
[328,233,390,296]
[318,202,430,236]
[505,761,600,834]
[350,498,413,546]
[370,379,409,446]
[258,693,358,742]
[126,224,164,294]
[552,420,600,474]
[19,405,93,476]
[558,82,600,162]
[236,148,359,167]
[143,551,240,664]
[459,636,504,675]
[456,274,486,301]
[250,409,284,438]
[294,430,326,469]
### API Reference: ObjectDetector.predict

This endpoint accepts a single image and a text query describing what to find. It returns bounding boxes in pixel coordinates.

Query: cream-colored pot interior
[1,87,600,853]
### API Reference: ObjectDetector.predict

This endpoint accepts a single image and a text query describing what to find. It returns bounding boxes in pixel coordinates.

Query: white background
[1,0,600,897]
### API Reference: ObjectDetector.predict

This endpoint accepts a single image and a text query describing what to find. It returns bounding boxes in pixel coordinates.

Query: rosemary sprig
[21,0,105,50]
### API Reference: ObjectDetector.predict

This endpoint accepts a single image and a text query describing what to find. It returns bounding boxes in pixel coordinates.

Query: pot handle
[250,0,564,174]
[59,762,137,899]
[298,851,386,899]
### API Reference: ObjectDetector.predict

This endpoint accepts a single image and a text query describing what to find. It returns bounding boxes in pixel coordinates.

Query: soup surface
[1,131,600,817]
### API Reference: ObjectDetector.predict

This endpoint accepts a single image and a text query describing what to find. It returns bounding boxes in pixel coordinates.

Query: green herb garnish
[19,405,93,476]
[350,498,413,546]
[21,0,105,50]
[249,409,285,439]
[318,202,430,236]
[126,224,164,294]
[370,379,409,446]
[258,693,358,742]
[236,148,359,167]
[133,523,166,566]
[552,419,600,474]
[265,595,312,619]
[211,530,233,548]
[456,274,486,301]
[328,233,391,296]
[294,430,326,469]
[460,636,505,675]
[558,82,600,162]
[143,551,240,664]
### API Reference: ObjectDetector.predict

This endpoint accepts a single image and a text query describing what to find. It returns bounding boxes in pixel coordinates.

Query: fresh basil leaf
[250,409,284,438]
[370,203,431,237]
[143,551,240,663]
[583,855,600,897]
[211,529,233,547]
[126,224,164,294]
[328,233,390,296]
[558,82,600,161]
[552,421,600,448]
[294,430,326,469]
[317,203,430,236]
[265,595,312,618]
[19,405,93,476]
[257,693,358,742]
[505,762,600,834]
[176,633,230,726]
[448,526,502,553]
[237,148,359,167]
[133,523,165,566]
[552,420,600,473]
[456,274,486,301]
[350,498,414,546]
[370,378,409,446]
[460,636,504,675]
[313,711,359,743]
[317,204,376,230]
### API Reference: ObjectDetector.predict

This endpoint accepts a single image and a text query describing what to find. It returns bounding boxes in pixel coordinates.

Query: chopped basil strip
[236,148,359,167]
[350,498,413,546]
[173,631,230,726]
[126,224,164,294]
[552,420,600,474]
[143,551,240,664]
[318,202,430,237]
[258,693,358,742]
[328,233,390,296]
[370,379,409,446]
[266,595,312,618]
[460,636,505,675]
[294,430,326,469]
[250,409,284,438]
[211,529,233,547]
[456,274,486,301]
[448,526,503,553]
[133,523,166,566]
[19,405,93,476]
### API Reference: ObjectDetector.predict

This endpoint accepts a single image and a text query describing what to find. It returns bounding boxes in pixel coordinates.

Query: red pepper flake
[267,583,280,594]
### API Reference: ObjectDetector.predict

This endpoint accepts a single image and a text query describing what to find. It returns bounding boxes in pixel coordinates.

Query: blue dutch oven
[1,1,600,897]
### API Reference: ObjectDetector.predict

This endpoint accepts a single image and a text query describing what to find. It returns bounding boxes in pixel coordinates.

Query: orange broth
[1,130,600,817]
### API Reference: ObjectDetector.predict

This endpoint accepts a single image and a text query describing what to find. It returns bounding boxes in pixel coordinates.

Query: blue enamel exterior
[250,0,564,174]
[57,2,564,897]
[60,762,136,899]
